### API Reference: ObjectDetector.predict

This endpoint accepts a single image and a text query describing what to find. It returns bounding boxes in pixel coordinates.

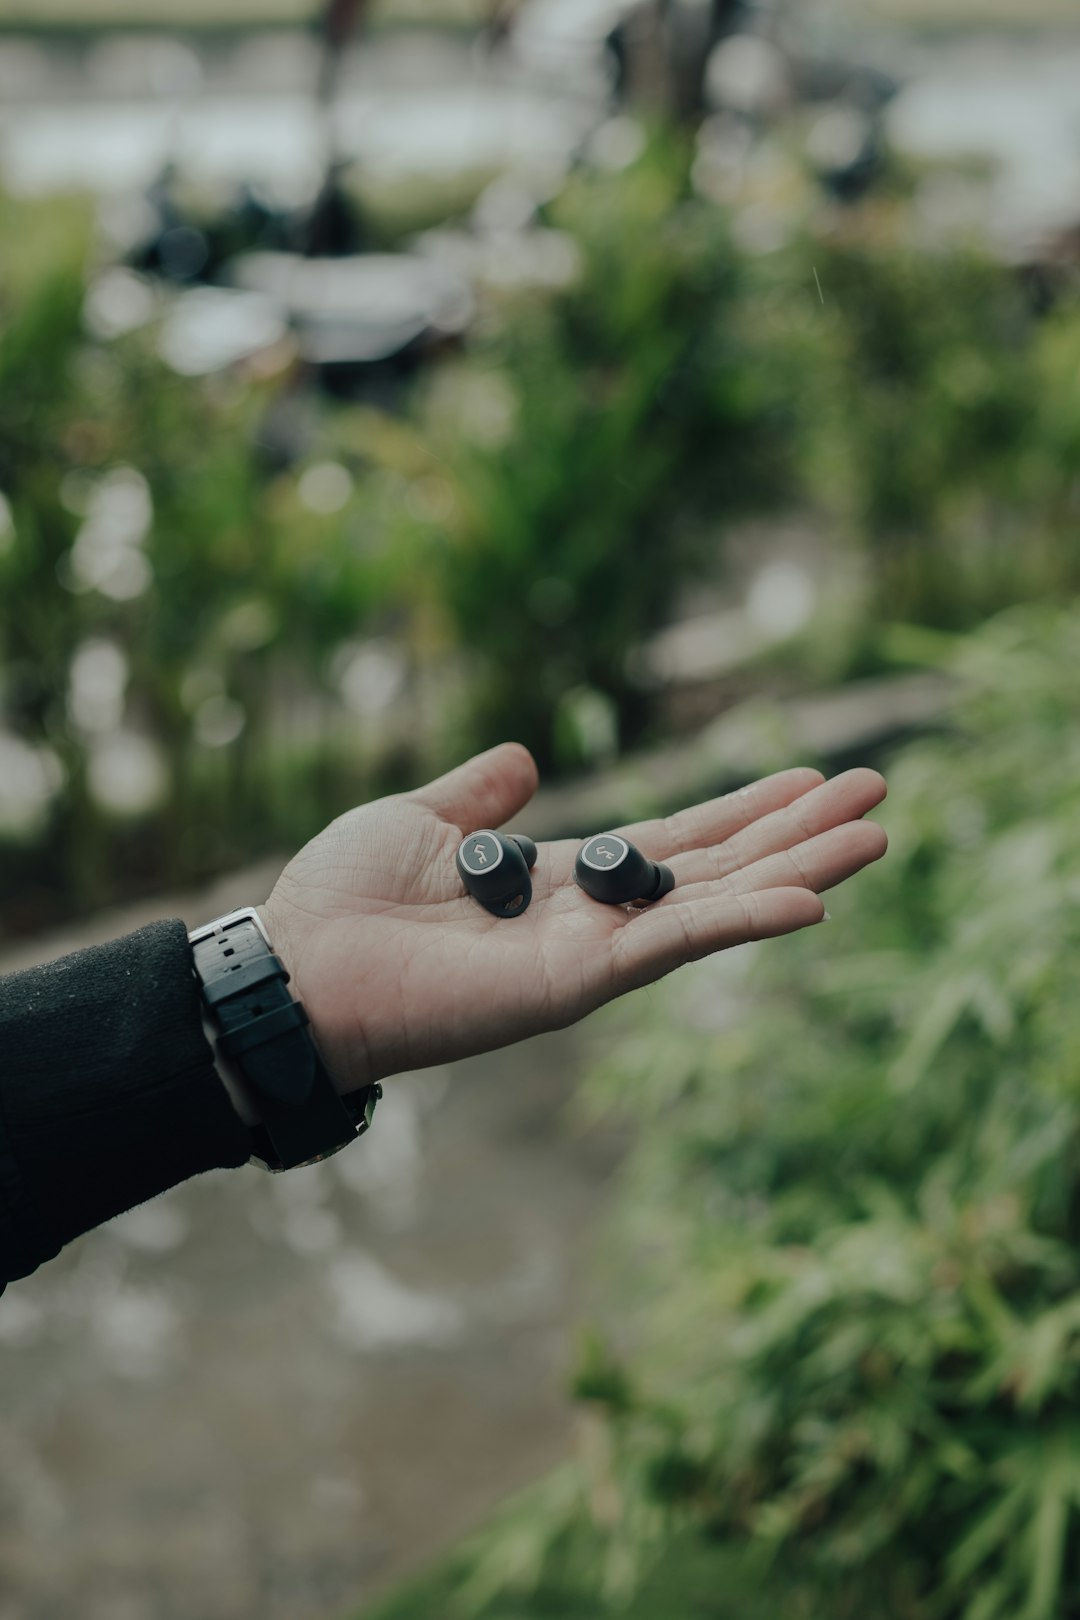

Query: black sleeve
[0,918,252,1290]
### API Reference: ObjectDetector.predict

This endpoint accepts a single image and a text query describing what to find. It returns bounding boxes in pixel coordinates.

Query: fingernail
[822,910,832,922]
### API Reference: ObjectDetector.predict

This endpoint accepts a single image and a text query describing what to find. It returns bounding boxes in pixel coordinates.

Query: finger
[612,886,825,992]
[671,819,888,905]
[616,767,825,863]
[409,742,539,832]
[668,768,887,886]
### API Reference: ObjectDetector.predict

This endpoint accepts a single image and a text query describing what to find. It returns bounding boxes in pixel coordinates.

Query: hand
[261,743,887,1094]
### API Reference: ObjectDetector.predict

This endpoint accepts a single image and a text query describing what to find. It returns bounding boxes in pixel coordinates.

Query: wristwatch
[189,907,381,1172]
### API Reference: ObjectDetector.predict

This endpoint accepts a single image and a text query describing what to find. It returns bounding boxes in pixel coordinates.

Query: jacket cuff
[0,918,251,1282]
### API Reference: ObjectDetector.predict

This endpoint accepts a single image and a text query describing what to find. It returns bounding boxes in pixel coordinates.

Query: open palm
[262,743,887,1095]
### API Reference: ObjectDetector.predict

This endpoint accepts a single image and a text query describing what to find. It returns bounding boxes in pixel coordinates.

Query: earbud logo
[582,835,628,870]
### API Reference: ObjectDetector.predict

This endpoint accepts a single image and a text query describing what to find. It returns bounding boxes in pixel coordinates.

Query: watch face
[251,1084,381,1172]
[579,835,629,871]
[267,1139,352,1172]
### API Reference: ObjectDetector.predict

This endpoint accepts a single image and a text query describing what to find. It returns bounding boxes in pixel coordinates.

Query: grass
[362,1532,774,1620]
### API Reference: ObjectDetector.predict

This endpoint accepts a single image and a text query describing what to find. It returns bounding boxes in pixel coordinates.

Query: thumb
[409,742,539,833]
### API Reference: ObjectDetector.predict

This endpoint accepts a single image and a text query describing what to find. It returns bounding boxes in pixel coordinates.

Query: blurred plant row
[368,601,1080,1620]
[4,135,1080,933]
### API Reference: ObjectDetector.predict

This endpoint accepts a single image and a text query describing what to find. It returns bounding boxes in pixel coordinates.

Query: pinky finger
[611,886,825,994]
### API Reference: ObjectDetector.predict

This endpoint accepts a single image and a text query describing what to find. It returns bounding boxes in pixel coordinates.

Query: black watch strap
[189,909,380,1171]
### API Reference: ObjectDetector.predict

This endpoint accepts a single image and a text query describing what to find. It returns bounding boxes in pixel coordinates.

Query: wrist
[256,900,374,1100]
[189,907,381,1171]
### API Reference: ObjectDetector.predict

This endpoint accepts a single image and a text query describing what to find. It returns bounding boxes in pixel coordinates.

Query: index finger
[615,767,825,862]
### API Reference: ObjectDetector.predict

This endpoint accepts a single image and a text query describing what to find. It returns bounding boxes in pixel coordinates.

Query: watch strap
[189,910,379,1171]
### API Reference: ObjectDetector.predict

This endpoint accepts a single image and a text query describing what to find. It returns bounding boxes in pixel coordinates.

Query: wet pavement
[0,874,623,1620]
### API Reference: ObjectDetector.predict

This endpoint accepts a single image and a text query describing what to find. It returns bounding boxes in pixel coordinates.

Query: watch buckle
[188,906,272,951]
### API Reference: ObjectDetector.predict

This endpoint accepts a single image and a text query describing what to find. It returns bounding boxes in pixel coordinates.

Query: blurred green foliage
[387,139,808,767]
[0,193,397,927]
[367,1513,775,1620]
[4,137,1080,935]
[374,603,1080,1620]
[803,217,1080,634]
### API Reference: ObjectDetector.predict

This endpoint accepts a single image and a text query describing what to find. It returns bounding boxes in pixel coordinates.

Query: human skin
[260,742,888,1096]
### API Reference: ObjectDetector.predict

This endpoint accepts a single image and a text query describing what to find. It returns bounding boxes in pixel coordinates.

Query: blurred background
[2,1,1080,1617]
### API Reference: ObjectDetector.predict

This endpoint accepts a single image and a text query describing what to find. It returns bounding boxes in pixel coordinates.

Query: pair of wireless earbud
[456,829,674,917]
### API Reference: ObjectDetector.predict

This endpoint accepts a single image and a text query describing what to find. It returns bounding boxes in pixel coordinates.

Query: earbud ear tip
[651,862,676,901]
[510,834,538,870]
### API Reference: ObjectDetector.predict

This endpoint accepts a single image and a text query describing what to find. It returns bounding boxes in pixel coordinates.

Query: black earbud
[457,830,538,917]
[574,833,675,906]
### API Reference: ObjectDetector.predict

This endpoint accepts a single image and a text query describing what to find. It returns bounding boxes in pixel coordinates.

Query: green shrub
[800,212,1080,634]
[378,174,1080,764]
[389,135,809,769]
[0,194,399,928]
[395,603,1080,1620]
